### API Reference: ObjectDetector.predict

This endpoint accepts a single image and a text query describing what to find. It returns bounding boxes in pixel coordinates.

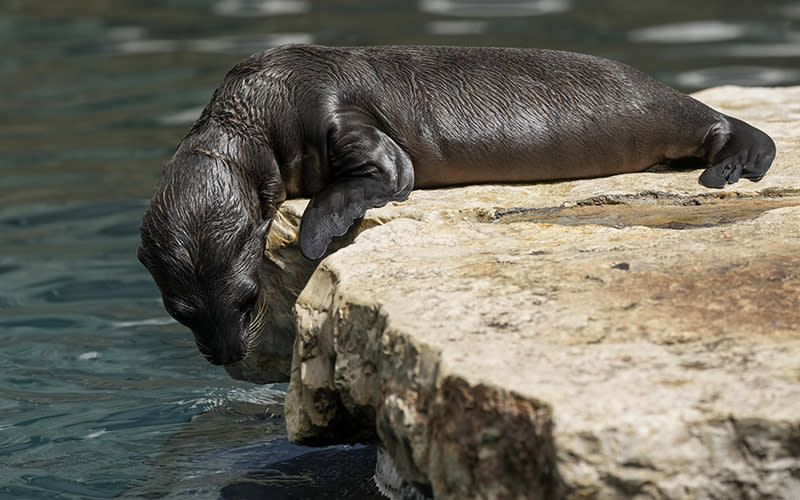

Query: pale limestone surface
[241,87,800,499]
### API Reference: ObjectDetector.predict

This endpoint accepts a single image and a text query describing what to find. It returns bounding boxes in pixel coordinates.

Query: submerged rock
[240,86,800,499]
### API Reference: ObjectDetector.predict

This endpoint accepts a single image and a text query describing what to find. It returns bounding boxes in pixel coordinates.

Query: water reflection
[675,66,800,89]
[214,0,311,17]
[115,33,314,55]
[158,107,206,126]
[419,0,570,17]
[725,42,800,58]
[780,3,800,18]
[428,19,488,35]
[630,21,747,43]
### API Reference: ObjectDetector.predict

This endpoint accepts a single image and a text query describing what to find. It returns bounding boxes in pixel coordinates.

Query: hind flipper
[698,115,776,189]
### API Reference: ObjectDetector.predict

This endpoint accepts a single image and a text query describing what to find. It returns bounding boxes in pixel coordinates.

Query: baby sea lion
[138,44,776,365]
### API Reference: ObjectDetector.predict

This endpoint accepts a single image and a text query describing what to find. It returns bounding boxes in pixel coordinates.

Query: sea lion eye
[164,298,195,323]
[238,283,260,313]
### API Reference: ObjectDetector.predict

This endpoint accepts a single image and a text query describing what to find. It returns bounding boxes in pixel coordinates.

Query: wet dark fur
[138,44,776,365]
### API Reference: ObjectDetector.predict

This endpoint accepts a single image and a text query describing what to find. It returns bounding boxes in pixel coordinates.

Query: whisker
[243,289,268,358]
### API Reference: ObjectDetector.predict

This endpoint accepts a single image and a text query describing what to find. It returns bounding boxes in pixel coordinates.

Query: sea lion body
[256,45,709,187]
[138,45,776,365]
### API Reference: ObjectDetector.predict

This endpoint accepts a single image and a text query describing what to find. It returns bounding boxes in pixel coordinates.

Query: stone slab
[234,86,800,499]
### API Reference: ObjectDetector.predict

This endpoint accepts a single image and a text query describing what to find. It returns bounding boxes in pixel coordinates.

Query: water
[1,1,798,498]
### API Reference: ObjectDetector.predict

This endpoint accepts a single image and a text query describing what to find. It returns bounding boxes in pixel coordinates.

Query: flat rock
[236,86,800,499]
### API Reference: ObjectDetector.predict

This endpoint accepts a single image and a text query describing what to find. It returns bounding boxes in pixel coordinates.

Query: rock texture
[241,87,800,499]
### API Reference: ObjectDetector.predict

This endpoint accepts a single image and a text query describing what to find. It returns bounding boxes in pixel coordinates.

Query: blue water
[1,1,798,498]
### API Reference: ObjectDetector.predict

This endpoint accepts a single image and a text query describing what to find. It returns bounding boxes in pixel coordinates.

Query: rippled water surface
[1,1,798,498]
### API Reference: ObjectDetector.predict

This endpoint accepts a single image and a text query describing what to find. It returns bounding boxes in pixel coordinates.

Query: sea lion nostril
[206,341,245,366]
[212,332,246,365]
[220,347,245,365]
[193,325,247,365]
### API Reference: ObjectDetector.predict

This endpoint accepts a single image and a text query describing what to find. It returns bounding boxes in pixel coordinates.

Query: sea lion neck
[176,120,288,222]
[193,54,313,200]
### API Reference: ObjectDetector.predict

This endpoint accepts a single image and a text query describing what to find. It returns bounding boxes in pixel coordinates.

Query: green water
[1,1,798,498]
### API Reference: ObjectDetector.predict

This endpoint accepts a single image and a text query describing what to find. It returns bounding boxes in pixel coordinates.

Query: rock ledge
[237,86,800,499]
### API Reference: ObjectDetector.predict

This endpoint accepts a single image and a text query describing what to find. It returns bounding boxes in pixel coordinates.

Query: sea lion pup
[138,44,776,365]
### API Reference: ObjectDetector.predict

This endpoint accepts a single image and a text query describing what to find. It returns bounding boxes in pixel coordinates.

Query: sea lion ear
[298,124,414,260]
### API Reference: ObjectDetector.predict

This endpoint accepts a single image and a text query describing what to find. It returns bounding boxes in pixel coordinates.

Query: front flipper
[698,115,776,189]
[299,123,414,260]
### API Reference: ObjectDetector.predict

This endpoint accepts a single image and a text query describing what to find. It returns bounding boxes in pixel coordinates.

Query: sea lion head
[138,149,271,366]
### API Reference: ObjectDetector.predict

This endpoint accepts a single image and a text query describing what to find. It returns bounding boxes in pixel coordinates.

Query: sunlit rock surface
[243,86,800,499]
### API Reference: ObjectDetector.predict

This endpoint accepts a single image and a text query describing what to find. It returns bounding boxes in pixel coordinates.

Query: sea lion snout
[159,270,262,366]
[191,318,249,366]
[159,284,261,365]
[193,283,263,366]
